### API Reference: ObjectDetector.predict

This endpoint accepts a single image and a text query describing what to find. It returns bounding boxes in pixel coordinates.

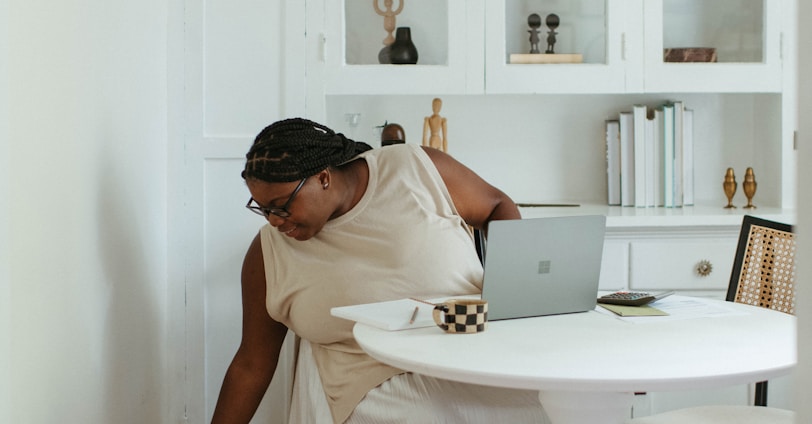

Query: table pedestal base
[539,390,634,424]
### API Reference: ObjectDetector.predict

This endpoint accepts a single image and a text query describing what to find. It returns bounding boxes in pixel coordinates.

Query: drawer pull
[695,260,713,277]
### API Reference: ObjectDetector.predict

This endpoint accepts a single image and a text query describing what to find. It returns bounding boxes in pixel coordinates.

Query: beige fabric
[288,338,334,424]
[347,370,549,424]
[290,338,549,424]
[628,405,795,424]
[261,144,483,423]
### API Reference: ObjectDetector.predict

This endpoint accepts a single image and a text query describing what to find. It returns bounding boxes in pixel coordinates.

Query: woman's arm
[211,233,289,424]
[421,146,521,232]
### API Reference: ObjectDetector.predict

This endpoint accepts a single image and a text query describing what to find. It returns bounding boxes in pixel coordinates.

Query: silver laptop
[481,215,606,320]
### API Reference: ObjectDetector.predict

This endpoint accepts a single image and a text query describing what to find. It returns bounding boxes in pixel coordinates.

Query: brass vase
[743,167,757,209]
[723,168,737,209]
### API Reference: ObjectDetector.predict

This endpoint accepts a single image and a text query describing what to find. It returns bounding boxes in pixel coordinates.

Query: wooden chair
[627,215,796,424]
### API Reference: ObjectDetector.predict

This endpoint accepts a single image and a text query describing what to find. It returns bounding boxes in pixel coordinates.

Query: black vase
[389,27,418,65]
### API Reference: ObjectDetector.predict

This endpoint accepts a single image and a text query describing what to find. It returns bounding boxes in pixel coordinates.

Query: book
[605,120,621,206]
[331,298,439,331]
[645,112,656,207]
[662,103,675,208]
[653,108,665,206]
[619,111,635,207]
[633,105,647,208]
[672,101,685,207]
[682,108,694,205]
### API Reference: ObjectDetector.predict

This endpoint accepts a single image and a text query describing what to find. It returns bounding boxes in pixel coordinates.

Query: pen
[409,297,437,306]
[409,306,419,324]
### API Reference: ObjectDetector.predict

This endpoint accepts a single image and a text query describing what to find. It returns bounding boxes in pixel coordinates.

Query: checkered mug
[432,299,488,334]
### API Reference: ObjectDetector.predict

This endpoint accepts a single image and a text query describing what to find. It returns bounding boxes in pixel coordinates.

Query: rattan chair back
[727,215,795,314]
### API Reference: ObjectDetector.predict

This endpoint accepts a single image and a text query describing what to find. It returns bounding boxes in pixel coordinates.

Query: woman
[212,118,547,423]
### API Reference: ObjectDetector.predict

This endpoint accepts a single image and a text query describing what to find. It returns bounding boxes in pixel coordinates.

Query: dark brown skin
[211,146,520,423]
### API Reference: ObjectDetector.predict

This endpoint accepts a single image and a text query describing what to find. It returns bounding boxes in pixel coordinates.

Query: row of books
[605,101,694,208]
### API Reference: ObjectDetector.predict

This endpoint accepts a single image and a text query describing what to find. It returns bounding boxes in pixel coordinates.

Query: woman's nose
[266,214,286,226]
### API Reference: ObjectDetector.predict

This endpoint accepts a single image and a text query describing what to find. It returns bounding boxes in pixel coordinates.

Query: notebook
[481,215,606,320]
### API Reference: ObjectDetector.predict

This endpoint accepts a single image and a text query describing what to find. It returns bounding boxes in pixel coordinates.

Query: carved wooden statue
[373,0,404,46]
[423,97,447,152]
[527,13,542,54]
[545,13,560,54]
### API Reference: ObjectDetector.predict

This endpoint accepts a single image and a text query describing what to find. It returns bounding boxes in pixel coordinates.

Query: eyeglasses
[246,177,308,218]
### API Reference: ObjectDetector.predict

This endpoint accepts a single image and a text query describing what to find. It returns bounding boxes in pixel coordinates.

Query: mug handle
[432,303,449,331]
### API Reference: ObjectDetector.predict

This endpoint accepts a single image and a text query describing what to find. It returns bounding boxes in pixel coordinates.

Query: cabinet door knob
[695,260,713,277]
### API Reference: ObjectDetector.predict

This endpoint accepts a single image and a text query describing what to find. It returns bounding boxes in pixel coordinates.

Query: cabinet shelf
[519,204,795,230]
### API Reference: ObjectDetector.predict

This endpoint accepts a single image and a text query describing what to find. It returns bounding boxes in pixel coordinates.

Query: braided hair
[242,118,373,183]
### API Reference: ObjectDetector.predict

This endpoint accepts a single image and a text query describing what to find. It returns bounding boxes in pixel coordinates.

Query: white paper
[331,298,439,331]
[597,296,748,324]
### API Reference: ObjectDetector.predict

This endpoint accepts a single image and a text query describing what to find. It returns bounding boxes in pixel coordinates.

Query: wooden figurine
[374,0,404,47]
[743,167,757,209]
[723,167,737,208]
[423,97,447,152]
[527,13,542,54]
[545,13,560,54]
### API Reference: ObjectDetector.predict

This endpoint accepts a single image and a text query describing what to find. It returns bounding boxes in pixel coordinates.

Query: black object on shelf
[389,27,418,64]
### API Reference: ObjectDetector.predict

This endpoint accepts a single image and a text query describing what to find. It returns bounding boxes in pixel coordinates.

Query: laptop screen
[481,215,606,320]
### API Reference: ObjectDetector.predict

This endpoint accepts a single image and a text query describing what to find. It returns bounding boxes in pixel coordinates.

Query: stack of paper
[331,298,439,331]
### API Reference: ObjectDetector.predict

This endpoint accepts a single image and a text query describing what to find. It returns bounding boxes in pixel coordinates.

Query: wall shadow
[96,145,163,424]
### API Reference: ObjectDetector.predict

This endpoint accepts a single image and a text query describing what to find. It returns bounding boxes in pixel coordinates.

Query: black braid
[242,118,373,183]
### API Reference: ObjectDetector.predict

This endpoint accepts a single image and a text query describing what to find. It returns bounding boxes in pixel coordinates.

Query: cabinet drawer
[629,239,737,291]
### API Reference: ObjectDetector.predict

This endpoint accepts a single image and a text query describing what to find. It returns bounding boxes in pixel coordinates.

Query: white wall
[1,0,11,421]
[3,0,170,422]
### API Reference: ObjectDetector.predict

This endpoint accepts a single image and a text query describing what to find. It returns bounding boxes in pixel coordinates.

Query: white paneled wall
[179,1,304,423]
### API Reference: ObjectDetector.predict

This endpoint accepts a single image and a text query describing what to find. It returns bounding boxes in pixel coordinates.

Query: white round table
[353,296,796,424]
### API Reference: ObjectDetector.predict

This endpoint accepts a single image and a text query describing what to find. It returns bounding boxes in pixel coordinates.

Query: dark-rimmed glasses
[246,177,308,218]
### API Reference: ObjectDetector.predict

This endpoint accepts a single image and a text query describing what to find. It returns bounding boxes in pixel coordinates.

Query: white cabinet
[306,0,796,222]
[316,0,484,95]
[486,0,786,94]
[520,205,794,296]
[642,0,785,93]
[305,0,796,223]
[629,237,737,292]
[484,0,633,94]
[314,0,789,95]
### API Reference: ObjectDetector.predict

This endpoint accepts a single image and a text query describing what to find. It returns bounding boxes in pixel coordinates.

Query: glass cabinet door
[484,0,633,94]
[318,0,482,95]
[643,0,783,93]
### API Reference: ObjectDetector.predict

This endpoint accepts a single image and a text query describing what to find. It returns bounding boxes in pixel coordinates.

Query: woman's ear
[318,168,331,189]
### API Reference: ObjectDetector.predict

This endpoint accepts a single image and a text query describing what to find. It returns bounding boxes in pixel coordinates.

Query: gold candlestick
[723,167,737,209]
[743,167,757,209]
